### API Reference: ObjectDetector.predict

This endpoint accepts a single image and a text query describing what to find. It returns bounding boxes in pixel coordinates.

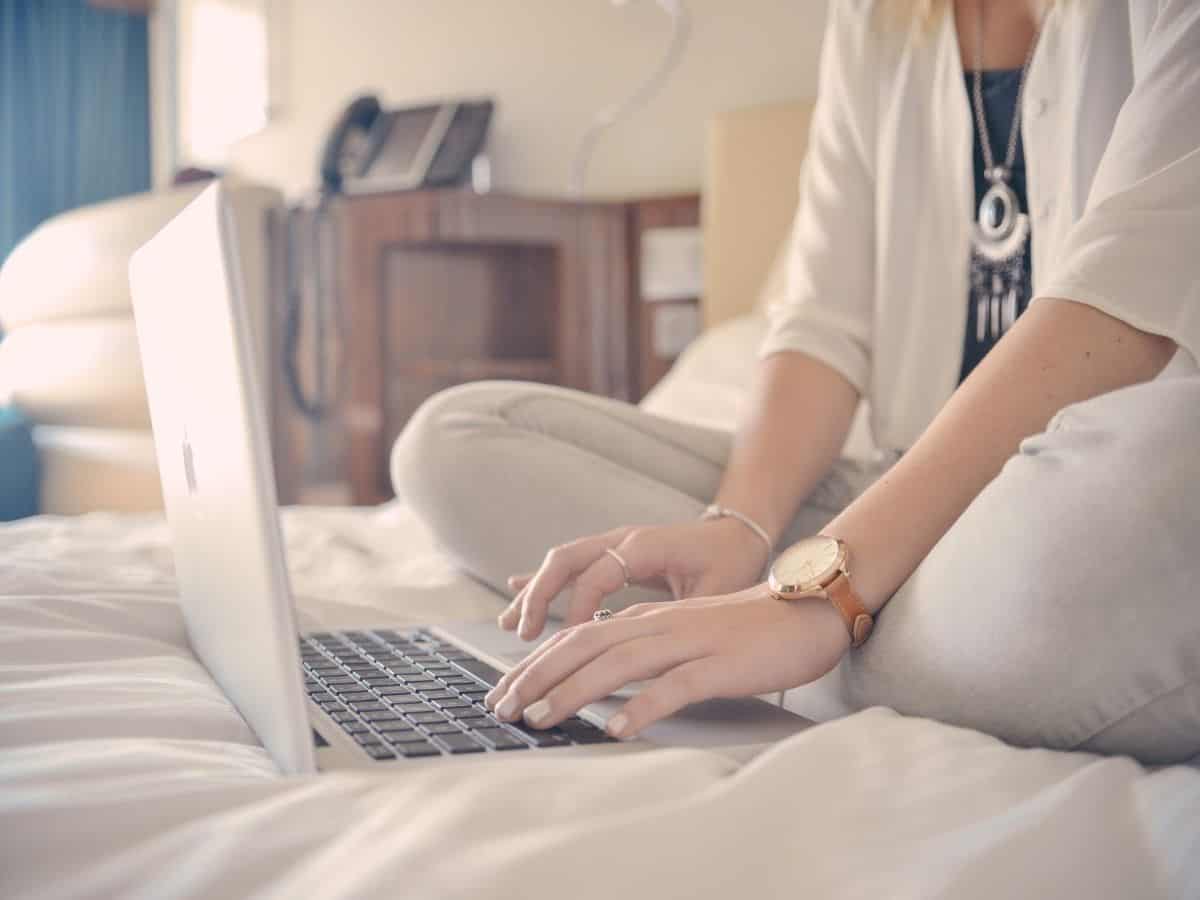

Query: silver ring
[592,608,615,622]
[603,547,632,589]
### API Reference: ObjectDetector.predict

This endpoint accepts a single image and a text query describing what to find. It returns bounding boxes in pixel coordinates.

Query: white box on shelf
[640,226,703,301]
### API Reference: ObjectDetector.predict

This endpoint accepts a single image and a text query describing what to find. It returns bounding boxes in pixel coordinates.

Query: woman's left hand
[484,584,852,739]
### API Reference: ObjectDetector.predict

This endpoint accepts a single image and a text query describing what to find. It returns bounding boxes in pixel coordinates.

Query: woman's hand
[500,519,771,641]
[485,584,850,739]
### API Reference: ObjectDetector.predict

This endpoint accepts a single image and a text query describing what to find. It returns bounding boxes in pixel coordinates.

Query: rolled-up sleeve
[1038,0,1200,364]
[758,0,877,394]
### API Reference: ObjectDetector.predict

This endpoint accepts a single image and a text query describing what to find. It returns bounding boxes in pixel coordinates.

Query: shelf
[391,358,560,382]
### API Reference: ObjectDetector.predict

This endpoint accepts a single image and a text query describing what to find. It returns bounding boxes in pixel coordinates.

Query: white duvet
[2,502,1199,900]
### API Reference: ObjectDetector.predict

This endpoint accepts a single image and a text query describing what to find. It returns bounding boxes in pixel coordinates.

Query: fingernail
[495,694,520,720]
[484,689,499,708]
[606,713,629,738]
[523,698,552,727]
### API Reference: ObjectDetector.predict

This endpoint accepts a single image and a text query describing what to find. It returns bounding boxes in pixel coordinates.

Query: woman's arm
[823,298,1177,612]
[827,0,1200,610]
[713,352,859,544]
[485,301,1177,737]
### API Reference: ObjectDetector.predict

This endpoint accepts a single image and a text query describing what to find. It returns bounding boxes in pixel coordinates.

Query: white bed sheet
[2,503,1199,899]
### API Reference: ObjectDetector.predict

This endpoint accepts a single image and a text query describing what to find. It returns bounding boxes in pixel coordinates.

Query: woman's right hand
[500,517,772,640]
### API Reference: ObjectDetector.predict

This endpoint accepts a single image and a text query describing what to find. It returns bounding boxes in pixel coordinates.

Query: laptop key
[417,690,456,701]
[559,718,615,744]
[353,731,383,746]
[409,711,450,726]
[450,712,493,725]
[475,728,529,751]
[395,741,440,758]
[399,677,437,688]
[350,701,387,713]
[375,722,421,738]
[375,686,412,696]
[363,744,396,760]
[340,691,374,703]
[342,722,370,735]
[449,658,503,688]
[392,701,431,714]
[360,710,402,723]
[424,723,464,735]
[509,723,572,747]
[435,732,484,754]
[433,698,471,710]
[371,629,408,642]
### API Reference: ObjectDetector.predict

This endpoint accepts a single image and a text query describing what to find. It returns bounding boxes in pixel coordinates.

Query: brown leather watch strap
[825,572,874,647]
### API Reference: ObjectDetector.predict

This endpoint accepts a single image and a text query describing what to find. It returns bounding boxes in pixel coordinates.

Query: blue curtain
[0,0,151,270]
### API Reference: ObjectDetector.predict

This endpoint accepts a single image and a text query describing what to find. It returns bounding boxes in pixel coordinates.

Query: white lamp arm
[568,0,691,197]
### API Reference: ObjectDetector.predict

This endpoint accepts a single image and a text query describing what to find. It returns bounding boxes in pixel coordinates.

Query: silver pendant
[1003,286,1017,332]
[972,177,1030,264]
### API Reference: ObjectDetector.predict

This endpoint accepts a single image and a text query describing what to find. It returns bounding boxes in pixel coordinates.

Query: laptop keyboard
[300,628,616,760]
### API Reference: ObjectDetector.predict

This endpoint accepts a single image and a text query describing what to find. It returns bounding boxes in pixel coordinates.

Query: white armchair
[0,179,282,514]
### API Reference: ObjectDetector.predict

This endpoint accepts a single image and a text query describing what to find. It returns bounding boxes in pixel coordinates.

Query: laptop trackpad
[437,620,816,751]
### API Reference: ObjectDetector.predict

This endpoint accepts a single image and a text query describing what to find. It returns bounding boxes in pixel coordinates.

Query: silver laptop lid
[129,183,315,774]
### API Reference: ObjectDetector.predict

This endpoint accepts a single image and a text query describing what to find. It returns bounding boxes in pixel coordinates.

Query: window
[175,0,278,167]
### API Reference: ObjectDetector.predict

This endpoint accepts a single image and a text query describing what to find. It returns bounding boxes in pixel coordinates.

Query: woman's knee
[391,381,538,530]
[845,376,1200,763]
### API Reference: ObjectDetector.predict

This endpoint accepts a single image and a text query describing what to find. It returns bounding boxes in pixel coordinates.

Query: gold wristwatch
[767,535,873,647]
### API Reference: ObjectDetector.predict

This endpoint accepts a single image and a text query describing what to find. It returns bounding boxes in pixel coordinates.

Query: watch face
[770,536,842,592]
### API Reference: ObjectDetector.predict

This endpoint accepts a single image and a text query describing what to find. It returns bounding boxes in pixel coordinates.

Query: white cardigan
[762,0,1200,453]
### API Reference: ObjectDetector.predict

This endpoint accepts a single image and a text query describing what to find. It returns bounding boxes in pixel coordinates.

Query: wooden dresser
[275,190,633,505]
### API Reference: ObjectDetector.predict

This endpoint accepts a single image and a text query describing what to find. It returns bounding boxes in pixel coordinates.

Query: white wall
[223,0,828,199]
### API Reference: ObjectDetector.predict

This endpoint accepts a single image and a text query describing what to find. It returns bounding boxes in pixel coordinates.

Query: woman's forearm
[823,298,1178,612]
[715,352,859,543]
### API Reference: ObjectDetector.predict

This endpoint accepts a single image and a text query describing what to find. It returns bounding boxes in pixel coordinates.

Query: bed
[3,317,1200,900]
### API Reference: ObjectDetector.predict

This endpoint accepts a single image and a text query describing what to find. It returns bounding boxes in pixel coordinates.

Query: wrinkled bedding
[2,503,1199,899]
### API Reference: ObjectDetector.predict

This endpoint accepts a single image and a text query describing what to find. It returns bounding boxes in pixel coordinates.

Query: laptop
[128,182,814,775]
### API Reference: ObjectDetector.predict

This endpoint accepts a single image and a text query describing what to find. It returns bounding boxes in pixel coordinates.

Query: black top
[960,68,1033,383]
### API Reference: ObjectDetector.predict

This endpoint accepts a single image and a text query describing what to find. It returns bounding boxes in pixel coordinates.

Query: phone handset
[317,94,382,194]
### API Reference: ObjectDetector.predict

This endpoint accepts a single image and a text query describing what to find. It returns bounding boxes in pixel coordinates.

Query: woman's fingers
[503,535,606,637]
[515,528,635,640]
[561,532,664,625]
[513,634,705,731]
[497,589,526,630]
[484,626,573,707]
[605,658,722,738]
[507,573,534,592]
[492,614,676,720]
[487,603,669,709]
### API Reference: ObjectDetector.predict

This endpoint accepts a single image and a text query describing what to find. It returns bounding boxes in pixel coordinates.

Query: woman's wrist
[699,515,772,576]
[700,504,773,563]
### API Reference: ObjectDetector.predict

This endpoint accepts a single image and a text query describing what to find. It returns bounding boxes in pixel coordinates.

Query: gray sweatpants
[392,376,1200,764]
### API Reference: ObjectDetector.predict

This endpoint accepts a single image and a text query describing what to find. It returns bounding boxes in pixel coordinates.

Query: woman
[395,0,1200,763]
